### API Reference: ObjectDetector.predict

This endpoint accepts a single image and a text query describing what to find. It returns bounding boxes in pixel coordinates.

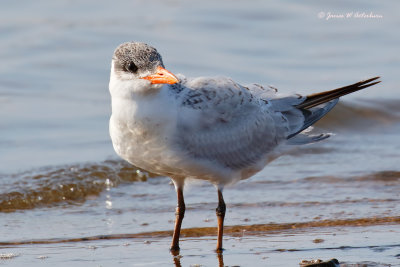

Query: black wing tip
[363,76,380,82]
[296,76,382,110]
[359,76,381,87]
[340,76,381,90]
[358,80,381,90]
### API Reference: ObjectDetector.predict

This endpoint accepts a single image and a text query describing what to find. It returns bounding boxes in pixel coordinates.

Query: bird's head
[110,42,179,96]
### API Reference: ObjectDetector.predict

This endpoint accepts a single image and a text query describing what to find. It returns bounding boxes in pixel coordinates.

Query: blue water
[1,0,399,173]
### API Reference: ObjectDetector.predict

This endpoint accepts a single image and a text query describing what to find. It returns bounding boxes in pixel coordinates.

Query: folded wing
[174,76,381,170]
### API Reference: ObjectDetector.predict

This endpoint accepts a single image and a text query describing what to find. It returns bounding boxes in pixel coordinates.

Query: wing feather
[172,76,381,170]
[175,77,286,170]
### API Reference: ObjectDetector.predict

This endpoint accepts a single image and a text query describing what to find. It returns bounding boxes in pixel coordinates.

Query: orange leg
[216,189,226,252]
[171,186,185,252]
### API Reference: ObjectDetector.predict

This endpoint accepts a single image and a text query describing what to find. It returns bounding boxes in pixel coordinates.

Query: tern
[108,42,380,252]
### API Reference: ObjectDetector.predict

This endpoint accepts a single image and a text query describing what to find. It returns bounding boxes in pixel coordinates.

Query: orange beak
[141,66,179,85]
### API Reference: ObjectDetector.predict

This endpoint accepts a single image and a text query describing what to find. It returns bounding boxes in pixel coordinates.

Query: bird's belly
[109,116,183,176]
[109,117,280,185]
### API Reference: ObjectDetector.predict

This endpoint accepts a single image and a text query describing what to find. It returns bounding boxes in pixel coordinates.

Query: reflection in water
[170,250,182,267]
[171,250,224,267]
[217,252,224,267]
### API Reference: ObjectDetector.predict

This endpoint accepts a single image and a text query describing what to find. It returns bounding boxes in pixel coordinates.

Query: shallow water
[1,0,400,266]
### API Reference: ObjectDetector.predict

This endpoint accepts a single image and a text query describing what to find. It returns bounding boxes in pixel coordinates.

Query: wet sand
[1,224,399,266]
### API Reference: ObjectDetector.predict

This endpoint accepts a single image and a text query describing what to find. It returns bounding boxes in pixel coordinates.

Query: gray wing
[174,77,288,170]
[173,76,381,170]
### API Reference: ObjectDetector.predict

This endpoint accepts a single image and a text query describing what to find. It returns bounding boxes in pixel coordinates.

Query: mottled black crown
[113,42,164,74]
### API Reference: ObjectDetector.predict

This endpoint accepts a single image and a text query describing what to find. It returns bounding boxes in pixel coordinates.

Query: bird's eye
[126,62,138,73]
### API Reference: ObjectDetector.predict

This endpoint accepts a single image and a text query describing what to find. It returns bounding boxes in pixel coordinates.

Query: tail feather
[287,133,332,145]
[296,76,381,109]
[287,99,338,139]
[286,76,381,140]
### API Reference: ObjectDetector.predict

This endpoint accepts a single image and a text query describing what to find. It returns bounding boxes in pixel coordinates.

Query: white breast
[109,83,182,175]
